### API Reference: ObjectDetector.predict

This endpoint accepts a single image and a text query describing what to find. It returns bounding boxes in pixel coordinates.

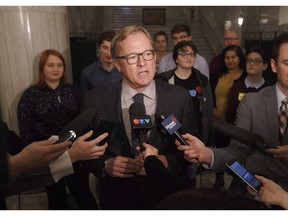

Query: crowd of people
[0,23,288,211]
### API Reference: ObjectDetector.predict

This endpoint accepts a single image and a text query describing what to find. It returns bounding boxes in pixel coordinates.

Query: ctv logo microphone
[130,115,153,130]
[132,118,151,125]
[160,114,182,135]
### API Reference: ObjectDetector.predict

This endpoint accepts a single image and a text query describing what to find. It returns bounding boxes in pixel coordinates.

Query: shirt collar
[244,77,265,89]
[276,84,287,111]
[121,80,156,102]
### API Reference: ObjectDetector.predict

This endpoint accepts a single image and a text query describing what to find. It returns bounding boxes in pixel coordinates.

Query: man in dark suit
[175,32,288,193]
[81,25,199,209]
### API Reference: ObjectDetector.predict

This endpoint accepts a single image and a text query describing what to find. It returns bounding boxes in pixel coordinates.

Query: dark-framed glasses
[178,52,195,58]
[115,50,155,65]
[246,58,263,65]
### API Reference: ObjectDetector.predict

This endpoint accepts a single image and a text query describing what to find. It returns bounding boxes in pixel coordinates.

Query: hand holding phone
[263,143,278,149]
[226,159,263,193]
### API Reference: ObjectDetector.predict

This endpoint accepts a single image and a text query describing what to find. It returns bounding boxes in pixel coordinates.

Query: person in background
[157,23,210,79]
[156,40,213,146]
[155,40,214,186]
[226,47,271,124]
[80,30,122,94]
[81,25,199,210]
[210,45,246,189]
[17,49,98,210]
[154,31,168,69]
[174,32,288,198]
[209,30,240,76]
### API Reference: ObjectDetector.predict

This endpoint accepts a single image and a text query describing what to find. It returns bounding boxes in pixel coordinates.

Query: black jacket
[155,68,214,146]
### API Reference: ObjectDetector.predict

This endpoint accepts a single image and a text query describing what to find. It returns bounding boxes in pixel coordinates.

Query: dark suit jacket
[82,80,199,209]
[211,85,288,190]
[155,67,214,146]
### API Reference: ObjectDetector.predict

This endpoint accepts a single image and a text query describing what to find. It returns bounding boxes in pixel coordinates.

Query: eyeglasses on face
[178,52,195,58]
[246,58,263,65]
[224,37,239,41]
[115,50,155,65]
[172,35,189,41]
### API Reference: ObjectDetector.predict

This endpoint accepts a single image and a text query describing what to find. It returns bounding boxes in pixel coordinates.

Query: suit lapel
[265,86,280,145]
[147,81,171,145]
[103,82,137,155]
[102,82,122,121]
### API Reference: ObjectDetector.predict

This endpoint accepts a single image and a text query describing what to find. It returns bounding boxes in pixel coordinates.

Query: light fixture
[238,15,244,26]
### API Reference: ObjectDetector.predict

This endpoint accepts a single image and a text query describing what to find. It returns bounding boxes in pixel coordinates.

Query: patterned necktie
[131,93,145,156]
[279,97,288,137]
[133,93,145,106]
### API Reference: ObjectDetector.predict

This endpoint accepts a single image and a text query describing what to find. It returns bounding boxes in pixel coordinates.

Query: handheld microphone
[129,103,153,131]
[212,120,267,153]
[156,111,189,146]
[129,102,153,151]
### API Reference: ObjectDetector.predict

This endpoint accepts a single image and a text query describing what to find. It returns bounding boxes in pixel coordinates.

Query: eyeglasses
[172,35,189,41]
[224,37,239,41]
[178,52,195,58]
[115,50,155,65]
[246,58,263,65]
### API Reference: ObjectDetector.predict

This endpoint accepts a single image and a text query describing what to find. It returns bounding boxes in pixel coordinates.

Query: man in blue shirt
[80,30,122,93]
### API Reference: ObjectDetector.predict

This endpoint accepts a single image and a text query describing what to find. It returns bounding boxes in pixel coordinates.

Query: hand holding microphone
[175,133,212,164]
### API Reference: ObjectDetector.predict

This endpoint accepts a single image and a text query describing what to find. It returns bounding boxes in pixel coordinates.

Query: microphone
[129,102,153,151]
[212,120,267,153]
[155,111,189,146]
[58,108,96,138]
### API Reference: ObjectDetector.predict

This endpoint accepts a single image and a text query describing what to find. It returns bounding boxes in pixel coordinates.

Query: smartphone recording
[226,159,263,193]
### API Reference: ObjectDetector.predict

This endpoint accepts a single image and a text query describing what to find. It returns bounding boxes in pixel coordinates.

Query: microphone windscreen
[59,108,96,137]
[212,120,266,152]
[129,102,146,115]
[129,102,153,130]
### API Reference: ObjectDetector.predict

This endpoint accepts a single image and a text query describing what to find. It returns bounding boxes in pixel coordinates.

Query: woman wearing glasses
[155,40,214,186]
[226,47,271,124]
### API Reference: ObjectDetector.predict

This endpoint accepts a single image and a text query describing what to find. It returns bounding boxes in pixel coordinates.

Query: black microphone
[59,108,96,138]
[212,120,267,153]
[155,111,189,146]
[129,102,153,151]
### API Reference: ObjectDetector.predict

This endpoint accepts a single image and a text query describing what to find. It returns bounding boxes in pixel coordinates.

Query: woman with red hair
[17,49,98,209]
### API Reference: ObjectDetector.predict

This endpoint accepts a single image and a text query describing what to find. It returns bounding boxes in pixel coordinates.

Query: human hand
[134,154,146,176]
[68,130,108,163]
[143,143,158,159]
[175,133,213,164]
[105,155,142,178]
[248,175,288,209]
[9,139,71,177]
[266,145,288,159]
